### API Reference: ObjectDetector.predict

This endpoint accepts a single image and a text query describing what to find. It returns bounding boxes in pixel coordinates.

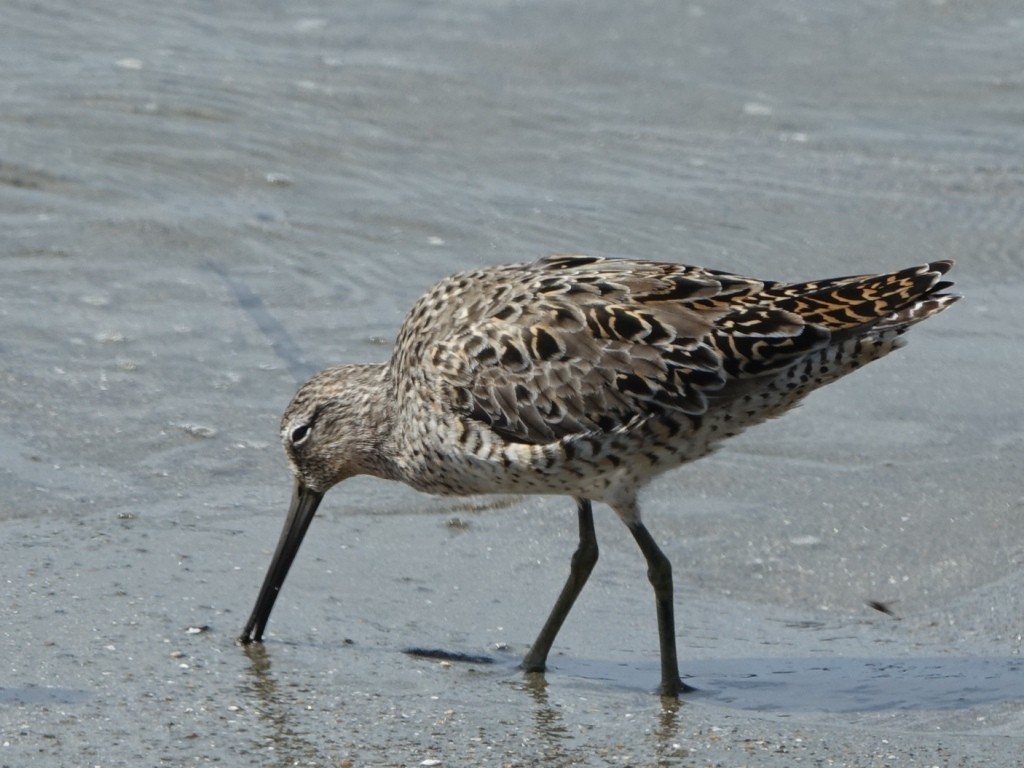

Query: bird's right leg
[626,518,691,696]
[522,497,599,672]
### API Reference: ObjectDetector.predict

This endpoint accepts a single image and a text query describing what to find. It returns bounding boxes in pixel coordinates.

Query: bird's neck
[336,363,401,481]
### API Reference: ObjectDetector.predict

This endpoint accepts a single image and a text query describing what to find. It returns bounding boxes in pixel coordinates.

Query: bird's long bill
[238,481,325,644]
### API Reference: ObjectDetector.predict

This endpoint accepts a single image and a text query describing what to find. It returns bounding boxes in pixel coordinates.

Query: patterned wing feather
[409,256,956,446]
[422,256,805,443]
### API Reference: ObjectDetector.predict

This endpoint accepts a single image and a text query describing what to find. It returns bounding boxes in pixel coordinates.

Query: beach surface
[2,0,1022,764]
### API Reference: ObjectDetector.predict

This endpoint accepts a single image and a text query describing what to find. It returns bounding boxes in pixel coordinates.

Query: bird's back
[385,255,957,498]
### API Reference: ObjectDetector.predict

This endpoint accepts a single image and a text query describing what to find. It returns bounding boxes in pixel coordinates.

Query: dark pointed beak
[239,481,325,644]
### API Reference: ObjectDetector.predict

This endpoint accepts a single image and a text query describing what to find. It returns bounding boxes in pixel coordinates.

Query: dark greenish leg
[628,520,693,696]
[522,498,599,673]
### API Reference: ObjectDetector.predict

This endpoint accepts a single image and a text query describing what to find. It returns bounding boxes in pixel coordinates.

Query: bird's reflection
[517,667,693,766]
[239,642,324,768]
[519,671,576,765]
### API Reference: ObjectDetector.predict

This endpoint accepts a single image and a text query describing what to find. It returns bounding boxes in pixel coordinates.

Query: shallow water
[2,0,1023,765]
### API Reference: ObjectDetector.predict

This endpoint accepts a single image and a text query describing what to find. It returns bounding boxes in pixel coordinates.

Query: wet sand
[2,0,1023,765]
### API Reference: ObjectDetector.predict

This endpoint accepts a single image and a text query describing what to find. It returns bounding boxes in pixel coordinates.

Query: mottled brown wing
[698,260,957,376]
[427,255,829,444]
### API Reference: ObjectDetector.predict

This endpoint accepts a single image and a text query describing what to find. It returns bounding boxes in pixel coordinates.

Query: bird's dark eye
[290,424,312,445]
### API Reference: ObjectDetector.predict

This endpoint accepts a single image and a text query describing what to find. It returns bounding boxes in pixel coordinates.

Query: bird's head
[239,363,391,644]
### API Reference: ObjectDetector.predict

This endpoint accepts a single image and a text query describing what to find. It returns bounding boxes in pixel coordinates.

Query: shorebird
[239,254,958,696]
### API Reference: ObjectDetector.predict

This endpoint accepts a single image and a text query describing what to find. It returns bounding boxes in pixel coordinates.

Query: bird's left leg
[522,498,599,673]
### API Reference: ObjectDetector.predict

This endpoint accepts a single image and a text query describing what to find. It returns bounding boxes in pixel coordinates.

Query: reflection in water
[240,643,324,768]
[519,669,692,766]
[501,652,1024,764]
[655,697,693,766]
[520,672,575,766]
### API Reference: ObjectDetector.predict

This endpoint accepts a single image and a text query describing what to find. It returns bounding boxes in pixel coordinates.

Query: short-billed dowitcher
[239,255,958,696]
